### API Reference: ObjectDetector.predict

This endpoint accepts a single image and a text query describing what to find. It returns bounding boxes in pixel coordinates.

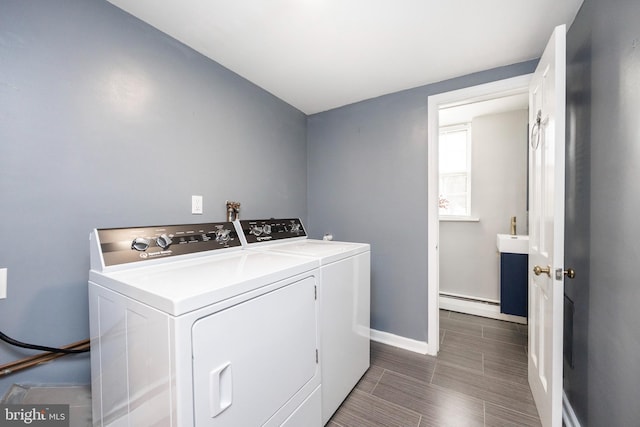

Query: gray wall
[307,61,537,342]
[564,0,592,422]
[565,0,640,424]
[440,110,528,301]
[0,0,307,395]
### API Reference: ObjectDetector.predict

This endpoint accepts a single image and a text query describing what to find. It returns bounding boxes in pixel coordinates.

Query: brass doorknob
[563,268,576,279]
[533,265,551,277]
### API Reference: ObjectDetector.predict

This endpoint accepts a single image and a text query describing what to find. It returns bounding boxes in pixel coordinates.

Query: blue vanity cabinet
[500,253,528,317]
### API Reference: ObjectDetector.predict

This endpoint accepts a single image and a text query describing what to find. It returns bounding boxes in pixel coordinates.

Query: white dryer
[234,218,370,424]
[88,222,322,426]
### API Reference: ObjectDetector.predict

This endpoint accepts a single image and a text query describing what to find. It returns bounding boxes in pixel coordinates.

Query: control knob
[216,228,231,243]
[156,234,173,250]
[262,224,272,235]
[290,223,301,233]
[131,237,151,251]
[249,225,263,236]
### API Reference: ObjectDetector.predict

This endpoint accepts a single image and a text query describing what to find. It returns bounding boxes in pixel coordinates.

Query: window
[439,124,471,217]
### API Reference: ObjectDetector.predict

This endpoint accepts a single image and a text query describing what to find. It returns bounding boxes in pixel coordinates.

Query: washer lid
[89,250,319,316]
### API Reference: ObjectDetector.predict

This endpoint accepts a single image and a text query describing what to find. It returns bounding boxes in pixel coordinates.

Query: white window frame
[438,123,472,219]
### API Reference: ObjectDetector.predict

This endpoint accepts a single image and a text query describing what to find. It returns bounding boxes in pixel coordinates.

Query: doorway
[426,74,532,356]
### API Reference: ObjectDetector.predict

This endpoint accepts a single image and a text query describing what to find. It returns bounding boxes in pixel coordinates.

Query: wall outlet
[192,195,203,214]
[0,268,7,299]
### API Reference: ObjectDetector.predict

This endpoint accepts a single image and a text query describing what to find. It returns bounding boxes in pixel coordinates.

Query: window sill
[439,216,480,222]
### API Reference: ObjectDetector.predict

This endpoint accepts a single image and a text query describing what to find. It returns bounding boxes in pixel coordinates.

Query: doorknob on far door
[555,268,576,280]
[533,265,551,277]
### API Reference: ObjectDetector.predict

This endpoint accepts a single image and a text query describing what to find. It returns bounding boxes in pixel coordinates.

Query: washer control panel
[96,222,241,267]
[237,218,307,244]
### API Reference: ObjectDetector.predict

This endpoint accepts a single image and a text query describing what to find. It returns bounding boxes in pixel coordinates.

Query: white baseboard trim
[563,390,581,427]
[439,291,499,305]
[439,294,527,325]
[370,329,429,355]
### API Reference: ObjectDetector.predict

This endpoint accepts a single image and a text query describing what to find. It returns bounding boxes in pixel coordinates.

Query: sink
[497,234,529,254]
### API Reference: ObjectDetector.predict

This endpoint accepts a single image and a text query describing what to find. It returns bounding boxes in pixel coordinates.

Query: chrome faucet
[510,216,517,235]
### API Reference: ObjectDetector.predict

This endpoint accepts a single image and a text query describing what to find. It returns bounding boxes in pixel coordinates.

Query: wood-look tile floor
[328,310,541,427]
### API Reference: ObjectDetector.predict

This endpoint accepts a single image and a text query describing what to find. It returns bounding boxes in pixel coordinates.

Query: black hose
[0,331,89,354]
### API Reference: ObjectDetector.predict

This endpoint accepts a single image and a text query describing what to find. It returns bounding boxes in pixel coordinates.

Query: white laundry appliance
[88,222,322,426]
[234,218,370,424]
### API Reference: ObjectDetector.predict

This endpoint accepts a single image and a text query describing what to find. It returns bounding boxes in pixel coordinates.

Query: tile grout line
[370,361,437,386]
[482,356,487,427]
[487,401,542,422]
[351,380,426,426]
[450,314,522,332]
[483,400,486,427]
[370,368,386,394]
[429,360,437,384]
[442,329,531,356]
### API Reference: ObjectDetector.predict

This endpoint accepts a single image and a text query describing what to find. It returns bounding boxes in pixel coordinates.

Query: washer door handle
[210,362,233,417]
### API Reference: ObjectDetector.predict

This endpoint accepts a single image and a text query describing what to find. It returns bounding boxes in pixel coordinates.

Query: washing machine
[234,218,370,424]
[88,222,322,426]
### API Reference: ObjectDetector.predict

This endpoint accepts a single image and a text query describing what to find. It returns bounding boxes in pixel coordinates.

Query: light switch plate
[0,268,7,299]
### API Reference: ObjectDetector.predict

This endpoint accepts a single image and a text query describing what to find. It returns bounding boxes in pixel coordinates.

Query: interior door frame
[426,74,533,355]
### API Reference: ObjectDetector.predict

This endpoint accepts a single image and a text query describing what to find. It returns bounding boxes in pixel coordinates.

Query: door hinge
[314,285,317,300]
[315,349,319,364]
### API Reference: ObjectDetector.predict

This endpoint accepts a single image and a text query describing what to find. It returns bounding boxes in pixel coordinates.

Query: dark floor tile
[371,341,436,382]
[483,353,529,385]
[516,322,529,334]
[441,330,527,363]
[449,311,520,331]
[436,346,484,373]
[372,370,484,427]
[484,402,542,426]
[330,389,421,427]
[440,316,483,337]
[419,413,482,427]
[431,362,538,418]
[483,325,528,346]
[355,365,385,394]
[336,313,540,427]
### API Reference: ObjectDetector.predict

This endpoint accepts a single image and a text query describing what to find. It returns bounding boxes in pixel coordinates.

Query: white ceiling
[107,0,583,115]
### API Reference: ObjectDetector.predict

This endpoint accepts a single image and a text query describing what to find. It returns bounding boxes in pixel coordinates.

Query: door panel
[528,24,566,427]
[192,277,318,426]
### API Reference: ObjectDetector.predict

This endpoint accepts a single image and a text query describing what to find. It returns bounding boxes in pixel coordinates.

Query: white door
[528,24,566,427]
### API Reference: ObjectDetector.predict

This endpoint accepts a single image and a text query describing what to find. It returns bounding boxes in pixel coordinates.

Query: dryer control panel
[237,218,307,245]
[92,222,241,269]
